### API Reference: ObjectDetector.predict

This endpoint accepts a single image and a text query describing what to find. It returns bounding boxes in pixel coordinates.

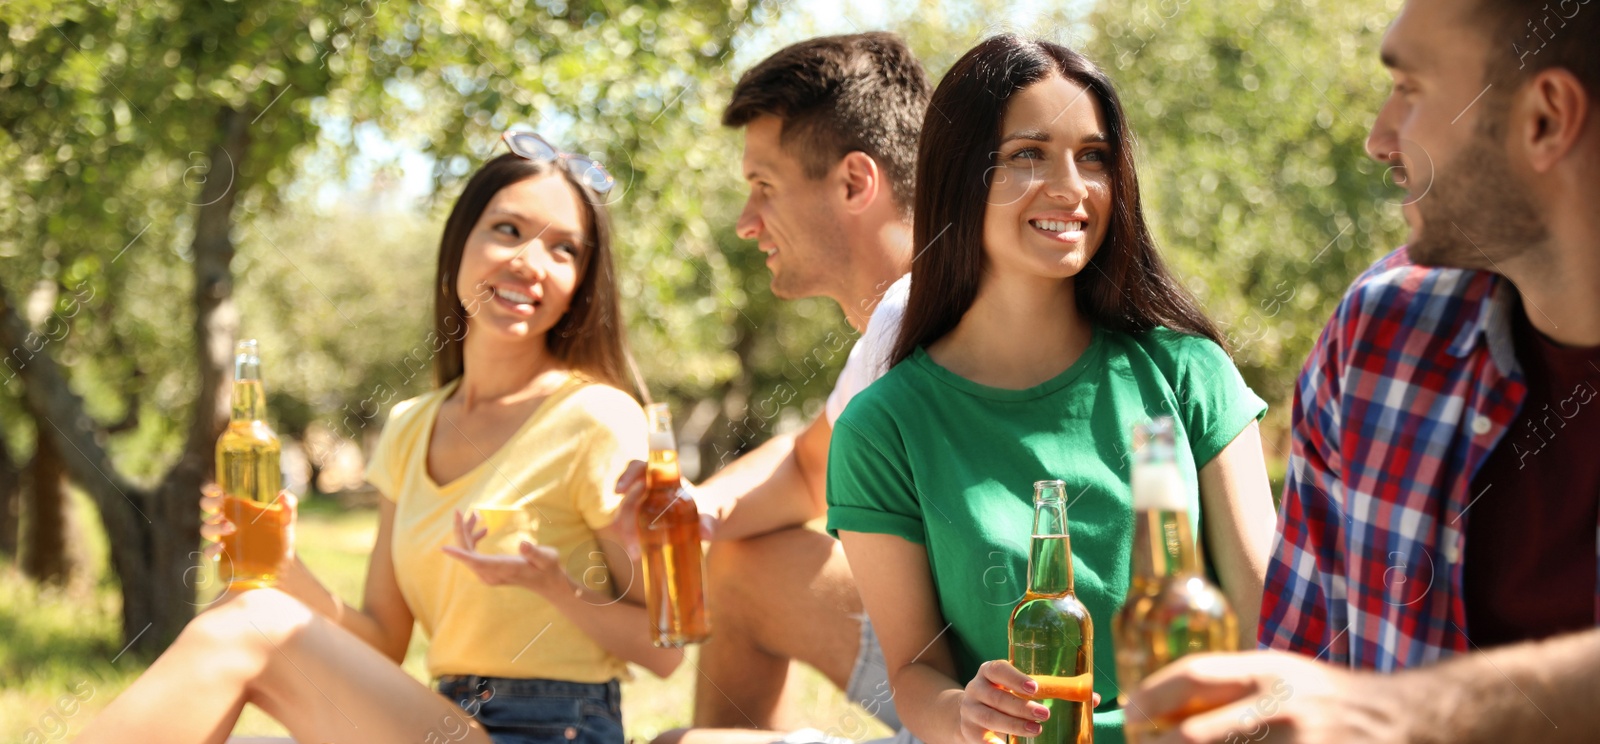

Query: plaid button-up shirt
[1259,246,1600,670]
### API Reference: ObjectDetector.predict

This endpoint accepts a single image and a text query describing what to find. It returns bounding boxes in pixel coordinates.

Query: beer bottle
[215,339,290,589]
[1008,479,1094,744]
[636,403,711,647]
[1113,416,1238,741]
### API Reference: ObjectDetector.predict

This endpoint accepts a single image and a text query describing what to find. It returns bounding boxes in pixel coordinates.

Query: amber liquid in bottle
[1113,417,1238,742]
[215,339,290,589]
[637,403,710,647]
[1008,479,1094,744]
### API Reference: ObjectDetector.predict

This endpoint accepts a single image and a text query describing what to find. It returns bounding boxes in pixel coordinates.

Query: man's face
[1368,0,1547,269]
[735,115,850,300]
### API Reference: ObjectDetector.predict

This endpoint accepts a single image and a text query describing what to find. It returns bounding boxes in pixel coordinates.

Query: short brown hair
[723,32,931,216]
[1473,0,1598,99]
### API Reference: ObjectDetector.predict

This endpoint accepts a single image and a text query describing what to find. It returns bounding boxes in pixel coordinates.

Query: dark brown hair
[433,152,633,394]
[1473,0,1599,101]
[892,35,1222,366]
[723,32,931,216]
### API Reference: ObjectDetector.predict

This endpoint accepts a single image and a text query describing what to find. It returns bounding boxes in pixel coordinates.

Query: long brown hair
[432,152,634,395]
[892,35,1221,366]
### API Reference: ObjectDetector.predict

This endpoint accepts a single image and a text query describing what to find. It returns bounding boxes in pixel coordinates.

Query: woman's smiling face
[982,73,1114,284]
[455,171,587,343]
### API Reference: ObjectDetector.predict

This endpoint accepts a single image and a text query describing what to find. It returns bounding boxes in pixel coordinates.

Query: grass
[0,492,878,742]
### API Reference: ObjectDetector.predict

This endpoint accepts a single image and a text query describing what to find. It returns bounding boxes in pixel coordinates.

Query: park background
[0,0,1406,739]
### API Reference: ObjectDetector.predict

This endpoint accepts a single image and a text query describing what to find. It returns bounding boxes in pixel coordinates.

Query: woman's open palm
[442,509,572,598]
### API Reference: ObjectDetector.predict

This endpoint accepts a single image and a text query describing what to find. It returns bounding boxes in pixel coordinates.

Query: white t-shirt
[825,273,910,424]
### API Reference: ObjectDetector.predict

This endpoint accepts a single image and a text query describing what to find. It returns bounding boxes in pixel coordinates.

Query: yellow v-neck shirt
[365,377,646,682]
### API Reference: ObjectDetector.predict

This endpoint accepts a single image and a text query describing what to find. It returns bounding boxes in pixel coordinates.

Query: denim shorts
[436,675,623,744]
[779,617,920,744]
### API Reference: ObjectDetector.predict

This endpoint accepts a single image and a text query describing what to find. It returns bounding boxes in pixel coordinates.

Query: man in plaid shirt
[1126,0,1600,741]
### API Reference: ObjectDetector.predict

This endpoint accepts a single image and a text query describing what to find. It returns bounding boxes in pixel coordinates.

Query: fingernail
[1027,722,1042,735]
[1024,679,1039,694]
[1032,705,1050,721]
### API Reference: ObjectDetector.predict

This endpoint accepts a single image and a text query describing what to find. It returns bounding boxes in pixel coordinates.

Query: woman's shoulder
[383,386,452,436]
[1111,326,1234,373]
[1111,325,1265,427]
[559,379,648,438]
[833,354,929,434]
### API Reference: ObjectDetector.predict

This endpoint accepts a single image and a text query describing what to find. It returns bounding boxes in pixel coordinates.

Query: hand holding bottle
[199,483,297,582]
[961,659,1055,742]
[611,461,718,557]
[960,658,1103,744]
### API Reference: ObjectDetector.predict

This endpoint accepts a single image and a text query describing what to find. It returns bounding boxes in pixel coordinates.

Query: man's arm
[1126,629,1600,744]
[1259,286,1352,658]
[1421,628,1600,744]
[696,413,832,541]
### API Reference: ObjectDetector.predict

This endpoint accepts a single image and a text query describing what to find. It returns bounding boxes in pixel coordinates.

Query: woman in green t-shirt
[825,36,1277,744]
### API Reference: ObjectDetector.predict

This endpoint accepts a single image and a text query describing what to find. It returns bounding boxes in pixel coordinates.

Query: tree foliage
[1085,0,1408,413]
[0,0,1408,652]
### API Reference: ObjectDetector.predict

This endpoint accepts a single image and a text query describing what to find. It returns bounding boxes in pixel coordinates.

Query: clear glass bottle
[215,339,289,588]
[636,403,711,647]
[1008,479,1094,743]
[1113,417,1237,741]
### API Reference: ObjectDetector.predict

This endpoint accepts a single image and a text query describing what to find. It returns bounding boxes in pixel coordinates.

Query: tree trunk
[0,281,155,638]
[0,105,249,655]
[20,422,75,583]
[0,425,19,558]
[138,104,250,651]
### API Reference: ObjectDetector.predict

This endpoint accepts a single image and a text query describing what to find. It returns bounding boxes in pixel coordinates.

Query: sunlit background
[0,0,1403,738]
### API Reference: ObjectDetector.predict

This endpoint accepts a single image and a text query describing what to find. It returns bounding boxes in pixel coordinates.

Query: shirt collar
[1447,272,1521,379]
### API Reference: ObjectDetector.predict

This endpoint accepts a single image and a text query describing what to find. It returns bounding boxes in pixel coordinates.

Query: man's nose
[1366,97,1402,165]
[735,199,762,241]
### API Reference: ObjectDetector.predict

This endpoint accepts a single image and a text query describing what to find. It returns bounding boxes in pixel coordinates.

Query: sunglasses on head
[501,130,615,195]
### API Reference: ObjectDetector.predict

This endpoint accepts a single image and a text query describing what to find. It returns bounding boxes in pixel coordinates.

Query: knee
[704,528,816,613]
[182,588,317,654]
[704,535,762,610]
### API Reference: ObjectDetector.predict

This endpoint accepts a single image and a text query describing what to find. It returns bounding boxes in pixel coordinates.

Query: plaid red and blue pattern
[1259,246,1600,670]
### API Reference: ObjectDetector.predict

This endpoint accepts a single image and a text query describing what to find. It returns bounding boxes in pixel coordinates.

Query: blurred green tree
[1,0,354,652]
[0,0,1409,658]
[0,0,766,654]
[1084,0,1407,420]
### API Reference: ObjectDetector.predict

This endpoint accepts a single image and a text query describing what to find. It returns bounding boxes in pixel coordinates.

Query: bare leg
[78,589,492,744]
[692,527,863,730]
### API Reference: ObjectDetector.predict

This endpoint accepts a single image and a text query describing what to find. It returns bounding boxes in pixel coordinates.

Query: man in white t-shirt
[615,32,925,744]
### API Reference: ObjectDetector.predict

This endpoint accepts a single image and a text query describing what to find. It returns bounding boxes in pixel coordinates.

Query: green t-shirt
[826,326,1266,744]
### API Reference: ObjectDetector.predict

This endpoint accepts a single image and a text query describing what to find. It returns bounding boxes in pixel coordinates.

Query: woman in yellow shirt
[79,132,681,744]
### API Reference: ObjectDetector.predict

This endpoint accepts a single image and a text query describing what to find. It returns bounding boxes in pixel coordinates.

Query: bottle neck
[230,379,267,423]
[646,446,681,489]
[1025,497,1075,596]
[1131,507,1199,579]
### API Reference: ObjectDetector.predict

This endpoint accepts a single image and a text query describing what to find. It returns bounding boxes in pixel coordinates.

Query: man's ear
[837,150,882,215]
[1519,67,1590,174]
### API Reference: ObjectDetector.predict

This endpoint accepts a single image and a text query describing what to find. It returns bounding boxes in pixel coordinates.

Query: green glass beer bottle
[1008,479,1094,743]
